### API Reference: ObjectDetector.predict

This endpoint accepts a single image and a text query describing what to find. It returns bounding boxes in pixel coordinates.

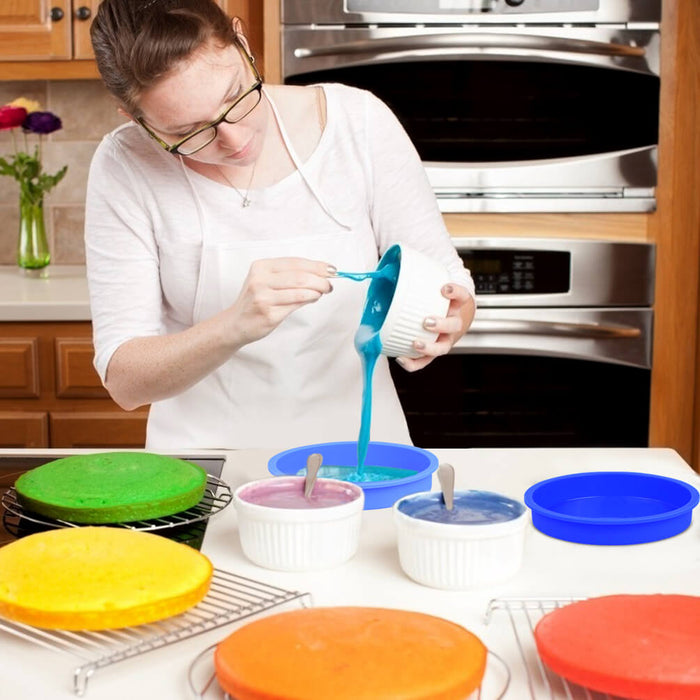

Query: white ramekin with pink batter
[233,476,364,572]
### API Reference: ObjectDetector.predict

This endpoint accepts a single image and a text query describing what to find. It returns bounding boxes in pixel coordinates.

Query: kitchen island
[2,447,699,700]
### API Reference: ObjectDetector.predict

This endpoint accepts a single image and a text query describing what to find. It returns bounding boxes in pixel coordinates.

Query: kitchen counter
[2,447,700,699]
[0,265,90,321]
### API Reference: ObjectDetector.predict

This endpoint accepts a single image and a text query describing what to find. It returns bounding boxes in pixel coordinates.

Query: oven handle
[466,318,642,338]
[293,33,646,61]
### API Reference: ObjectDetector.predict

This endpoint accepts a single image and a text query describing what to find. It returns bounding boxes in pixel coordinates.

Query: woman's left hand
[395,283,476,372]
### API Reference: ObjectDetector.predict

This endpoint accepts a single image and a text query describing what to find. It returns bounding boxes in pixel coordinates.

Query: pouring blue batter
[349,246,401,475]
[323,245,421,482]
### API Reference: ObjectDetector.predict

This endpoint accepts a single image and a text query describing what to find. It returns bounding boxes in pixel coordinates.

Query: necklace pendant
[241,197,251,208]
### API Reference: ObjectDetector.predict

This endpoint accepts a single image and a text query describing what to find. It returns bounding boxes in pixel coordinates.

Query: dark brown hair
[91,0,240,116]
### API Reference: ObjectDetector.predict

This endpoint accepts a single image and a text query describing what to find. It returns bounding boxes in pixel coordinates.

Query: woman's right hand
[225,257,336,345]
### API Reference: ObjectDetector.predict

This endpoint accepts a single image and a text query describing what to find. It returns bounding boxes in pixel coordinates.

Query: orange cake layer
[15,452,208,524]
[214,606,487,700]
[0,527,213,630]
[535,594,700,700]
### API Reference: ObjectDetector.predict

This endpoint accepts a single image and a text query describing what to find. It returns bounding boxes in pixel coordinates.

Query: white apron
[145,88,411,450]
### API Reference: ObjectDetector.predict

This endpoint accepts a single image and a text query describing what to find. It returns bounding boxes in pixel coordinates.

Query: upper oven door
[283,24,660,212]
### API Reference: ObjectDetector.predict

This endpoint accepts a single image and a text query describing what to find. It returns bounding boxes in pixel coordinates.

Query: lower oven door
[389,307,652,448]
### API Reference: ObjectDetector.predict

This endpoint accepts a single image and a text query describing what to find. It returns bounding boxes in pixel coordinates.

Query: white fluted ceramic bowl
[394,490,529,590]
[234,476,364,572]
[361,243,452,358]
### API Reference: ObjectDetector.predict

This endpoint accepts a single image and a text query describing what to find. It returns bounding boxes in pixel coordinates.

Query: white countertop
[0,265,90,321]
[3,447,700,700]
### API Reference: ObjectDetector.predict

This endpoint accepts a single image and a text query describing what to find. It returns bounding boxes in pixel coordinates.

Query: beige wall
[0,80,127,265]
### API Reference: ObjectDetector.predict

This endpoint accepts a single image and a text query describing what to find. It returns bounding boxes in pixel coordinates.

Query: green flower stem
[17,186,50,270]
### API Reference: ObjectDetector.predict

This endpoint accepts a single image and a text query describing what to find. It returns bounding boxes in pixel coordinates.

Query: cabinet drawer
[55,337,109,398]
[0,411,48,448]
[50,411,148,448]
[0,338,40,398]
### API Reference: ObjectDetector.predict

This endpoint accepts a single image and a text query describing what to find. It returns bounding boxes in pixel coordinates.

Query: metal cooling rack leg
[73,666,95,697]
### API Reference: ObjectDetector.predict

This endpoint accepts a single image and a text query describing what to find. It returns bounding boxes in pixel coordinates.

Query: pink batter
[239,477,360,510]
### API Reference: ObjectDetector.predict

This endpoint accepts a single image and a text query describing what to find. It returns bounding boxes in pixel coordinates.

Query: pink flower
[0,105,28,130]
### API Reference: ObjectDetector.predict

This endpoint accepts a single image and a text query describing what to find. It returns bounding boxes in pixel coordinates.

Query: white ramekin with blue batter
[393,490,529,589]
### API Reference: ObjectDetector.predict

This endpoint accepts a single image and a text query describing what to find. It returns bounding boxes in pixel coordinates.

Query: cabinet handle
[50,7,64,21]
[75,6,92,20]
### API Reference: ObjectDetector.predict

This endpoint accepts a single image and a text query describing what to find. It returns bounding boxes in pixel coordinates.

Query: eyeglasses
[136,45,262,156]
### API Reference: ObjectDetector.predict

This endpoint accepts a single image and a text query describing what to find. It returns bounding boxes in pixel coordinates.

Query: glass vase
[17,188,51,273]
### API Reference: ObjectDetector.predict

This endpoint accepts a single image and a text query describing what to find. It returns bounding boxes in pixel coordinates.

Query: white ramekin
[393,490,529,590]
[377,244,452,358]
[233,476,364,572]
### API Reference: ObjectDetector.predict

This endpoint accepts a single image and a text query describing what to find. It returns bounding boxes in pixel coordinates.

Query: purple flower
[23,111,62,135]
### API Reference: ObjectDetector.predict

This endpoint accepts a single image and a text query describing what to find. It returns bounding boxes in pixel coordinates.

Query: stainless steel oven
[282,0,661,213]
[389,238,655,448]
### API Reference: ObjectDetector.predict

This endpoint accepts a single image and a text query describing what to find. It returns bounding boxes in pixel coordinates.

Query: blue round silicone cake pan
[268,441,438,510]
[524,471,700,545]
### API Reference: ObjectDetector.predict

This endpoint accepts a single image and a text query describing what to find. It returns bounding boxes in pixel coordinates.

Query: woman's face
[137,40,266,167]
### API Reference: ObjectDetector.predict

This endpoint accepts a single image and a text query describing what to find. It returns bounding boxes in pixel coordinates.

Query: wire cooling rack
[484,597,636,700]
[1,474,232,535]
[0,569,312,697]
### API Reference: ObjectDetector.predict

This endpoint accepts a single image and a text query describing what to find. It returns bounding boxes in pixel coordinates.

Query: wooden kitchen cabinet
[0,0,263,81]
[0,322,147,448]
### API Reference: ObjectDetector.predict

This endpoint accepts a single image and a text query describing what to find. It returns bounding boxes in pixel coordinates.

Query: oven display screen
[460,249,570,294]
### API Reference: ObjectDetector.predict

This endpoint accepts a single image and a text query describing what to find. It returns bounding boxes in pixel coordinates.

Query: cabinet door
[0,411,48,447]
[0,338,39,398]
[50,411,148,448]
[55,337,109,398]
[71,0,100,59]
[0,0,71,60]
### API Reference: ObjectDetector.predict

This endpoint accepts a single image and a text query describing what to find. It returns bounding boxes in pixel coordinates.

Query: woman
[86,0,475,450]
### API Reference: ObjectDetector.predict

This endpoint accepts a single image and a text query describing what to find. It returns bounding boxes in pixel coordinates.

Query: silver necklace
[216,160,258,208]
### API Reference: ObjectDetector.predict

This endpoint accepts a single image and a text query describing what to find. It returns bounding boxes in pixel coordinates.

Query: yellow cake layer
[215,606,487,700]
[0,527,213,630]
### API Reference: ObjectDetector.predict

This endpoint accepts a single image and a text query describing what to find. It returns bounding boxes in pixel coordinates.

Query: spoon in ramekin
[304,453,323,499]
[438,463,455,511]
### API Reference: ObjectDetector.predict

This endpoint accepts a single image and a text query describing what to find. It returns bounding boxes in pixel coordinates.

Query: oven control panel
[459,249,571,294]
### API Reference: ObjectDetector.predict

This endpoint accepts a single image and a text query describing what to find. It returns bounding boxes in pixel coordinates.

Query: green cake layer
[15,452,208,524]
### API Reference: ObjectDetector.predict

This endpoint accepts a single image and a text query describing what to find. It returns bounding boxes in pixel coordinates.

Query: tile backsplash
[0,81,127,265]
